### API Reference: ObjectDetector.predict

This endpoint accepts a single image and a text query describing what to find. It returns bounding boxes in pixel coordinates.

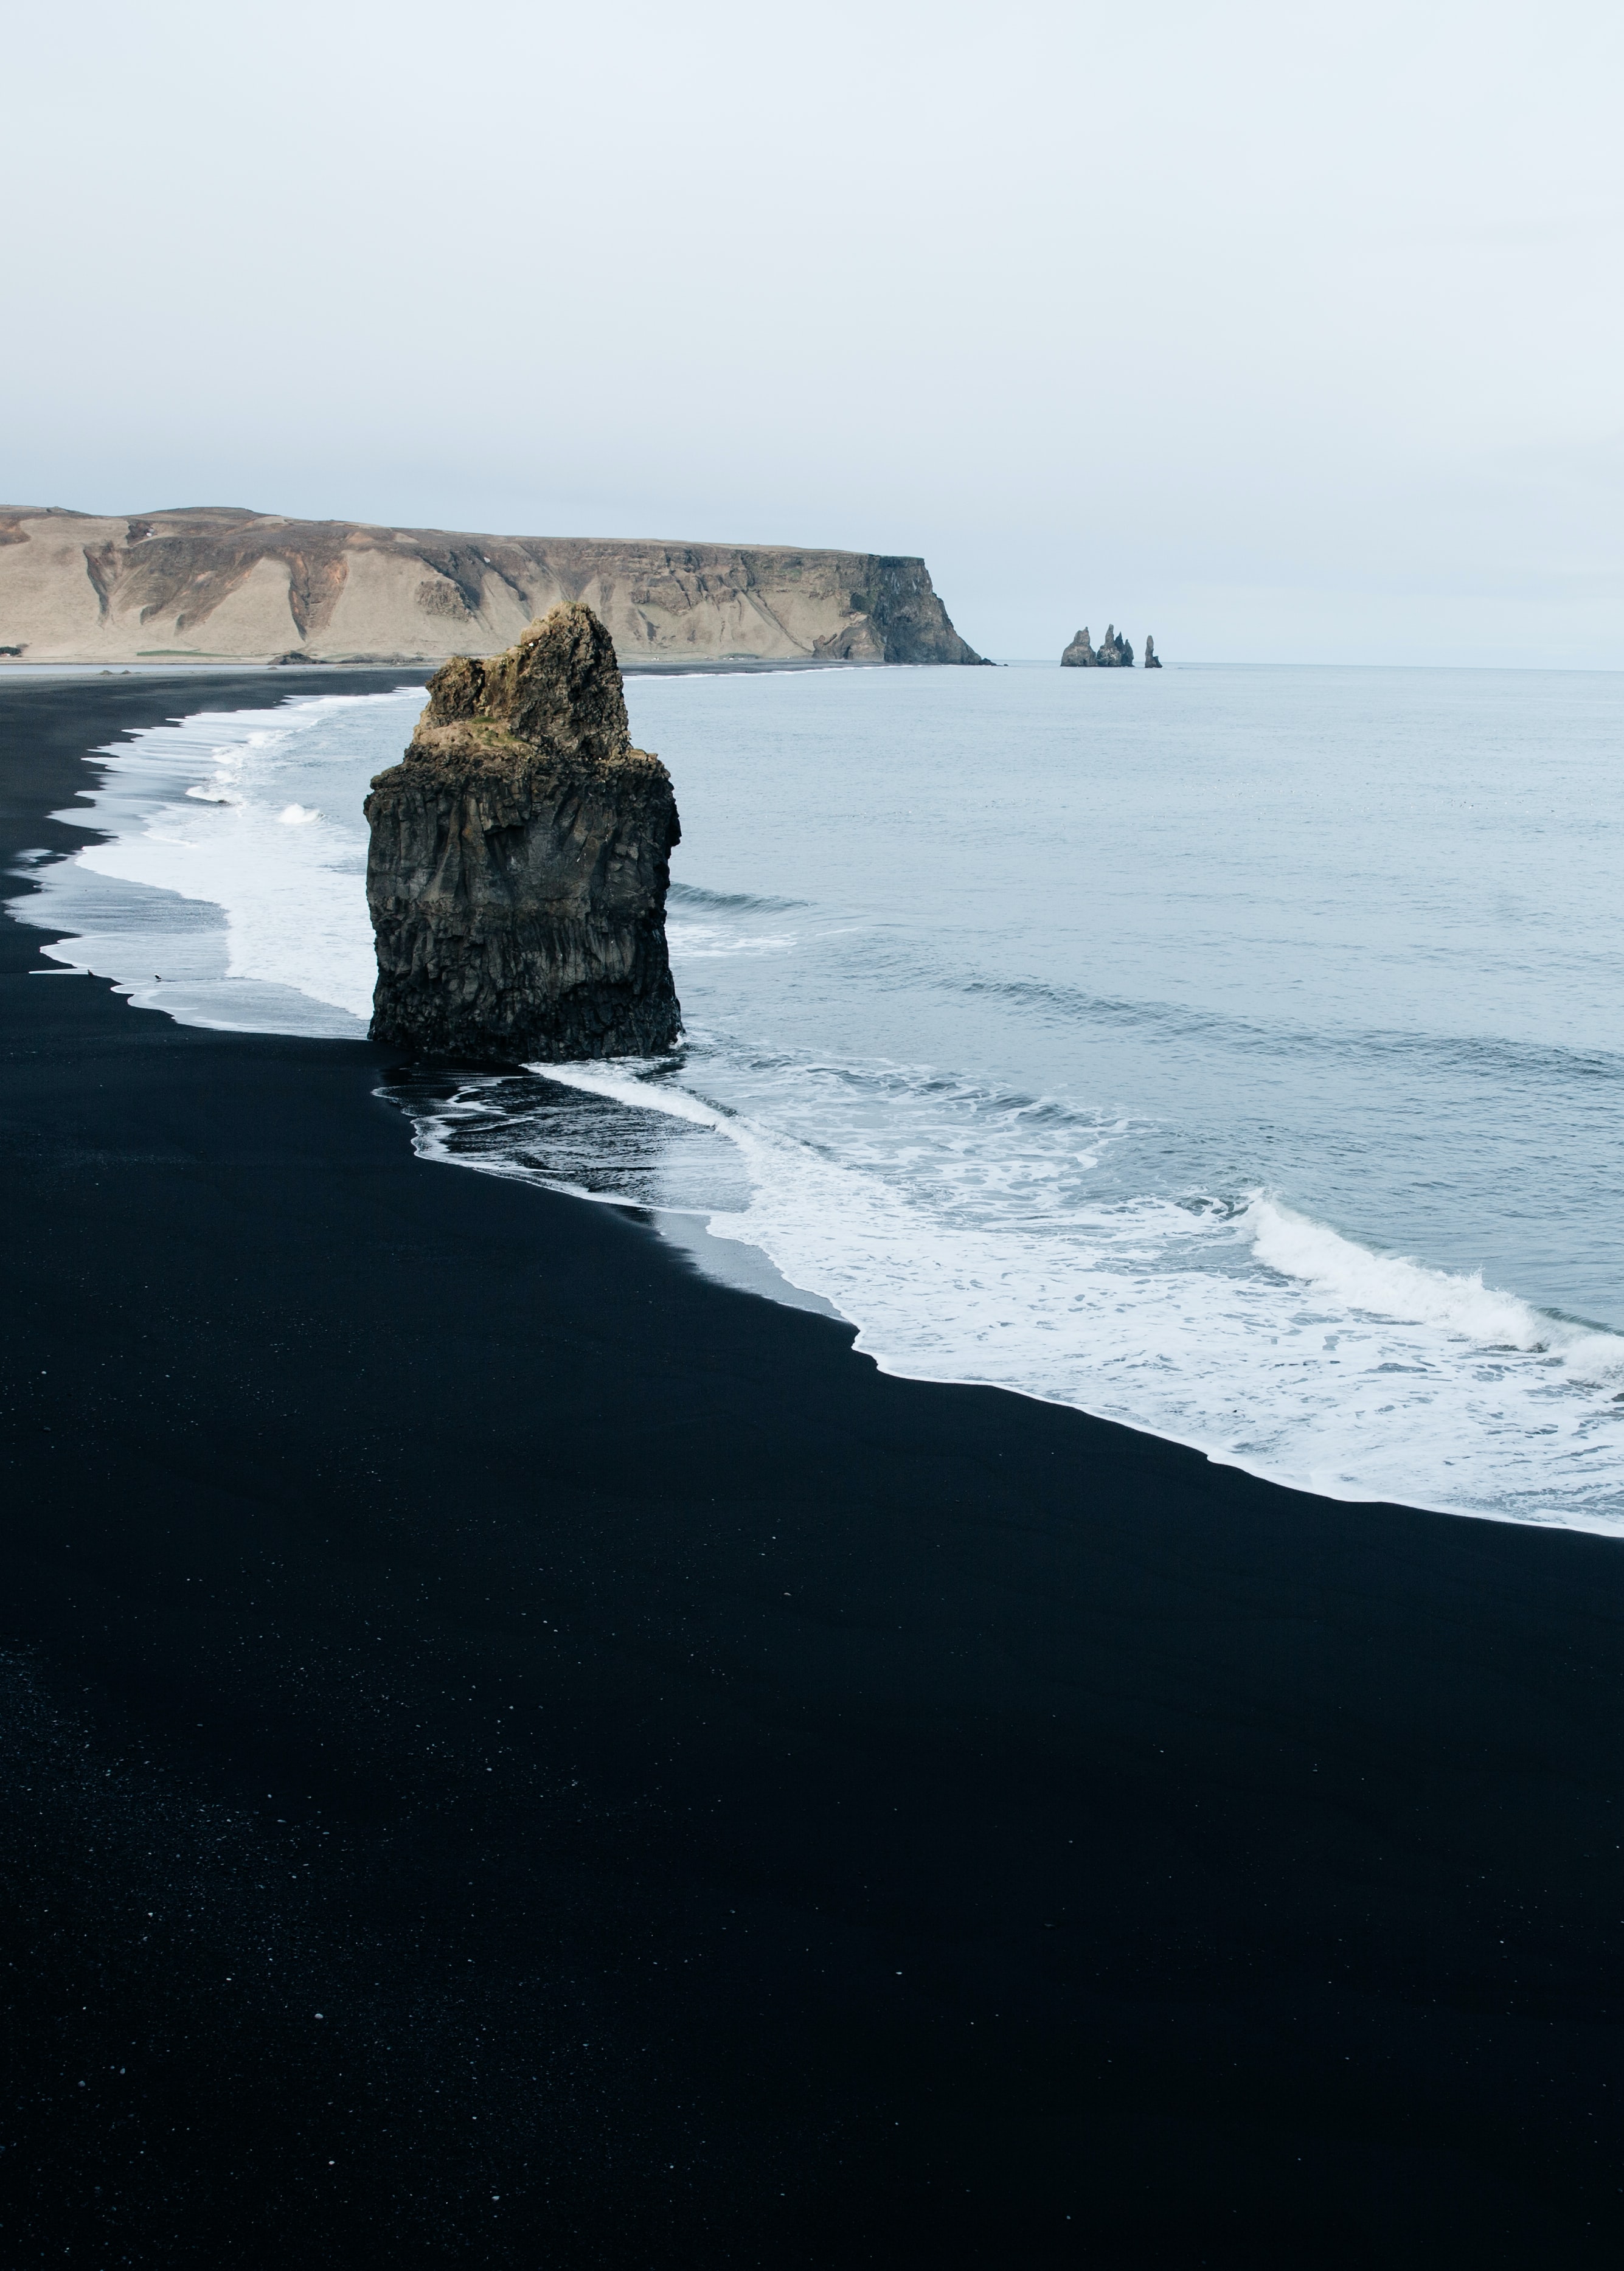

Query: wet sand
[2,674,1623,2266]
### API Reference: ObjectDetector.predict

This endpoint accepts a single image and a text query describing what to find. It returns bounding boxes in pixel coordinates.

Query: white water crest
[16,663,1624,1534]
[22,689,422,1032]
[518,1059,1624,1531]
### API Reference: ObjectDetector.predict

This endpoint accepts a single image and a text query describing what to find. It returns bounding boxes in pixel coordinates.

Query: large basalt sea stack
[365,603,681,1063]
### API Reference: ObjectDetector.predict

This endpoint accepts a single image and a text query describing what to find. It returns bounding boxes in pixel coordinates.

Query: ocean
[18,660,1624,1534]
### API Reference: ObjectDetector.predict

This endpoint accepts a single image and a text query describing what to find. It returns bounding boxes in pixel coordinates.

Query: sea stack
[1145,634,1162,668]
[1061,623,1134,667]
[364,603,681,1064]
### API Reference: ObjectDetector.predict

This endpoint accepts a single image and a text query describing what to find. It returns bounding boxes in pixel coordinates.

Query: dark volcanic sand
[2,675,1623,2268]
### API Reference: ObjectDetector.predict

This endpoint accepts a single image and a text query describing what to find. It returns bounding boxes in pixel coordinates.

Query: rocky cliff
[0,505,984,667]
[365,603,681,1064]
[1061,624,1135,667]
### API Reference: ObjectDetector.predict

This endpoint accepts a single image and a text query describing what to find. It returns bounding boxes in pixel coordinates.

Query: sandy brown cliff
[0,505,984,667]
[365,603,681,1064]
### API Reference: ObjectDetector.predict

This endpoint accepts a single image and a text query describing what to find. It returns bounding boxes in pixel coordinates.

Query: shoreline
[36,676,1614,1541]
[5,675,1624,2262]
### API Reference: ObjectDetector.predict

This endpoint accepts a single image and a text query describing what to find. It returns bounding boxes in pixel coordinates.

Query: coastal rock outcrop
[1144,634,1162,668]
[1060,623,1135,667]
[364,603,681,1064]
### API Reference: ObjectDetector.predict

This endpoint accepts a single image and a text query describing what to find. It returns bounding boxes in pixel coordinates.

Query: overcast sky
[7,0,1622,663]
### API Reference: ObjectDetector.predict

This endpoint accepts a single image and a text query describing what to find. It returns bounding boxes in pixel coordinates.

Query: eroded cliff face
[0,505,984,667]
[365,605,681,1064]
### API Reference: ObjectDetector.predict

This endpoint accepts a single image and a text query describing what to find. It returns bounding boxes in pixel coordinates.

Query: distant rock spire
[1061,622,1136,667]
[1144,634,1162,669]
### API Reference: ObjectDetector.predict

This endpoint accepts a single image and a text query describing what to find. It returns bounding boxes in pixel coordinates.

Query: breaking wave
[394,1055,1624,1533]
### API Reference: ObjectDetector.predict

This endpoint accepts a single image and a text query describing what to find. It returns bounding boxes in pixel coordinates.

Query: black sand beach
[4,675,1624,2267]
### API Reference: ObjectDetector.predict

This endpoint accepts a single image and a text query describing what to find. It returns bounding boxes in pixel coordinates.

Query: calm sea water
[19,662,1624,1531]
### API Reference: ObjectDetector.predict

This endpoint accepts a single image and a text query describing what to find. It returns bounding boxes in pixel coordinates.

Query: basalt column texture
[364,604,681,1063]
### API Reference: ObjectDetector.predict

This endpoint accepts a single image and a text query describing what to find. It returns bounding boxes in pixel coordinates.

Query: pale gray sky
[8,0,1622,662]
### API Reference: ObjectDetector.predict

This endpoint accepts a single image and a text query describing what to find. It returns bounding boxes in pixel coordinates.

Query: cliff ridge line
[0,505,985,667]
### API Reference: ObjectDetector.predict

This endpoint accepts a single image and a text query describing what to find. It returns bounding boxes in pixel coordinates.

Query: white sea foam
[1244,1198,1614,1362]
[665,918,798,959]
[535,1061,1624,1532]
[23,689,418,1033]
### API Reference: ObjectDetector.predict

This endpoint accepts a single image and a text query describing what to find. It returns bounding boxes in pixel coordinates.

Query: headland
[0,505,985,668]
